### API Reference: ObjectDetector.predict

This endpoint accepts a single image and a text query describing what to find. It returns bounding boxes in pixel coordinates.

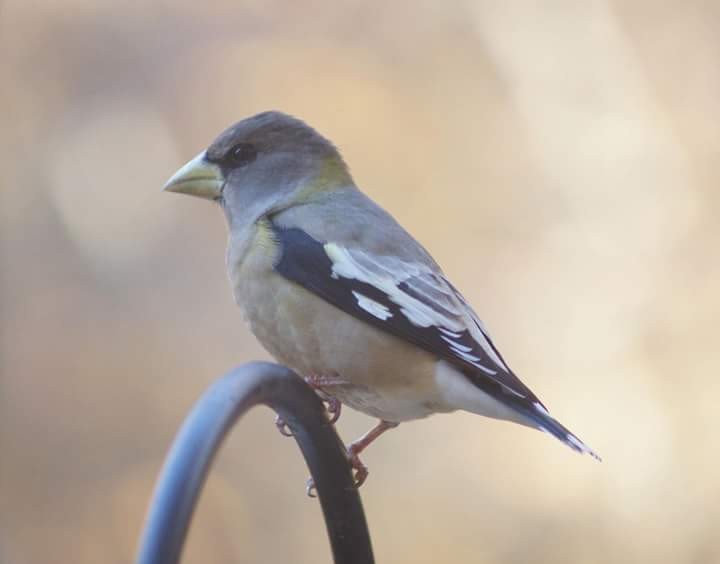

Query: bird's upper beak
[163,151,224,200]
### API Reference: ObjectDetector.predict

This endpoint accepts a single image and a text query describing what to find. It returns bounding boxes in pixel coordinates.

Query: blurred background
[2,1,719,562]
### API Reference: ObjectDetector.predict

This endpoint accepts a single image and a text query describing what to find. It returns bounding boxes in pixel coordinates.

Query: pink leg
[347,420,399,487]
[305,419,400,497]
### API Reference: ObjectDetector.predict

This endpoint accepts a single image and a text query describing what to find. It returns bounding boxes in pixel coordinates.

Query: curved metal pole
[136,361,374,564]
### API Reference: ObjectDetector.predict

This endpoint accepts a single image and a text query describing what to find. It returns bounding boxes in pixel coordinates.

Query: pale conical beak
[163,151,224,200]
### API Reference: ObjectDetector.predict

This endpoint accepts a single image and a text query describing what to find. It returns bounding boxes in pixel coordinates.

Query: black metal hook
[136,361,374,564]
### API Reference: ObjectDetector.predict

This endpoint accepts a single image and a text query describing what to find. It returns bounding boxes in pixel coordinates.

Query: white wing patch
[351,291,393,320]
[324,242,511,378]
[326,244,452,329]
[439,327,462,339]
[439,335,472,353]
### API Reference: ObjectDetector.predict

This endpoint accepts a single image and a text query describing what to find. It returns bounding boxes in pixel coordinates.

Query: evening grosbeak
[164,111,600,486]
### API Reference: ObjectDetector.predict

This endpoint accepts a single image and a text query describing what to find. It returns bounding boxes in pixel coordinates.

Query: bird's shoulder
[272,187,439,267]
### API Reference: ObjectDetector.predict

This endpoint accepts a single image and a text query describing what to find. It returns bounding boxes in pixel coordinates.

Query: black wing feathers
[272,224,540,404]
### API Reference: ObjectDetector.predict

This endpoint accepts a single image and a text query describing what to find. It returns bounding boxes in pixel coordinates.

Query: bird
[163,111,600,488]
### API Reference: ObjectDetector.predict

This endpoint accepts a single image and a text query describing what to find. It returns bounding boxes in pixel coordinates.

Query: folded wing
[271,224,542,405]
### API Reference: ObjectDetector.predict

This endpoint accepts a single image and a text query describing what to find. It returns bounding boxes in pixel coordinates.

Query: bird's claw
[274,414,293,437]
[324,396,341,424]
[304,450,367,498]
[303,374,345,424]
[347,445,369,487]
[305,477,317,498]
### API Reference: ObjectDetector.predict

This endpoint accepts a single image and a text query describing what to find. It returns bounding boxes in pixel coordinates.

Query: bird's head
[163,111,352,225]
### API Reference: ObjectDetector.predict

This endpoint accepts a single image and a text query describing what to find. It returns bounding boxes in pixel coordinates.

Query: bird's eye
[228,143,257,167]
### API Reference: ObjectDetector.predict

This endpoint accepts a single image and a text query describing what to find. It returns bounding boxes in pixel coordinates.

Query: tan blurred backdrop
[2,1,719,563]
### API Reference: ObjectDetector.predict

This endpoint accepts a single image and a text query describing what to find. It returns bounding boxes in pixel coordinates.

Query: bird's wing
[271,224,542,403]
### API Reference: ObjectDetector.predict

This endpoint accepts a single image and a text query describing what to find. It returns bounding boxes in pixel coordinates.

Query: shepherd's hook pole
[136,361,374,564]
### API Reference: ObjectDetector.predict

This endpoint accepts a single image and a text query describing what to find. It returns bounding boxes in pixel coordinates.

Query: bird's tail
[518,401,601,461]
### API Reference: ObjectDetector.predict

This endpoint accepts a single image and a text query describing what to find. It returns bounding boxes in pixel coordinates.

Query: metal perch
[136,361,374,564]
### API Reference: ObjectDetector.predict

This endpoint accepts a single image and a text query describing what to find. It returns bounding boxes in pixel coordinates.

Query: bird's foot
[345,420,400,487]
[303,418,399,496]
[347,444,369,487]
[274,414,293,437]
[303,445,368,498]
[304,373,347,424]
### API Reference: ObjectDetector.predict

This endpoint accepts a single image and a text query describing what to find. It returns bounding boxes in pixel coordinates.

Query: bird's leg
[304,420,399,497]
[304,373,348,424]
[347,420,399,487]
[275,373,348,438]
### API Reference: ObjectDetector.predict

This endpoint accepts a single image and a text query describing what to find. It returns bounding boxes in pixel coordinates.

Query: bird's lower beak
[163,151,224,200]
